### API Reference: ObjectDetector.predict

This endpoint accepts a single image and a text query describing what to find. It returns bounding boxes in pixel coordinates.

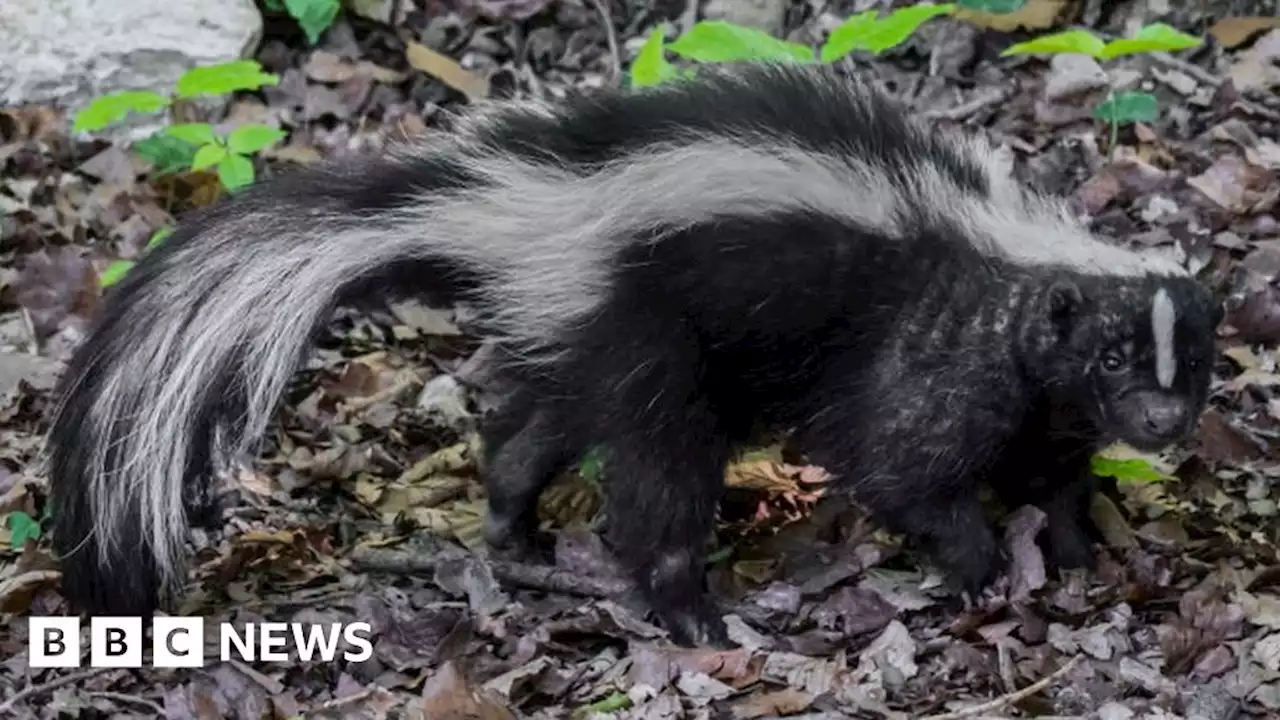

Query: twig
[921,87,1013,122]
[349,546,630,598]
[588,0,623,85]
[0,668,117,714]
[314,686,379,711]
[19,307,39,356]
[918,655,1082,720]
[84,691,165,715]
[1148,51,1222,87]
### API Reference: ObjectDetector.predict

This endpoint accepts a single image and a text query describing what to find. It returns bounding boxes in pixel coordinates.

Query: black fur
[44,63,1218,648]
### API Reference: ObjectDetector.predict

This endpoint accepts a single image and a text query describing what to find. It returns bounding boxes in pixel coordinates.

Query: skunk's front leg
[595,408,733,648]
[795,367,1016,598]
[987,450,1101,573]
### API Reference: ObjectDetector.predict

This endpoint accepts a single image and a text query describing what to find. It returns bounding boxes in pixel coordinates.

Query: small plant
[262,0,342,46]
[631,3,961,88]
[167,123,288,191]
[4,505,51,551]
[72,60,287,287]
[73,60,285,193]
[1002,23,1203,148]
[1091,451,1175,485]
[630,1,1030,88]
[73,60,280,135]
[629,1,1203,156]
[99,227,174,288]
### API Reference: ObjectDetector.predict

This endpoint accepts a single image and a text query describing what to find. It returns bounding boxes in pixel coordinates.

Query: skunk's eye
[1100,348,1126,372]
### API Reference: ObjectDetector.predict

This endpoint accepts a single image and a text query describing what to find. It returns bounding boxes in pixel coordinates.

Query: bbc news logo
[29,617,374,668]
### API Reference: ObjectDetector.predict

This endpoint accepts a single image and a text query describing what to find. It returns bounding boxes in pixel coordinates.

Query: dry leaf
[413,661,517,720]
[954,0,1066,31]
[1209,17,1280,49]
[1226,369,1280,392]
[406,42,490,101]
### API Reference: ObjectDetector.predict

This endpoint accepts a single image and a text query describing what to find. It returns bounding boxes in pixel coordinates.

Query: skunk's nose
[1143,397,1189,438]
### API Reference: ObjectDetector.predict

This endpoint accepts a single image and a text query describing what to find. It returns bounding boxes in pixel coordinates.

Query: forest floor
[2,0,1280,718]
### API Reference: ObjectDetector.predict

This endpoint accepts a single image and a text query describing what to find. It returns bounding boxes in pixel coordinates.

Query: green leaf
[1098,23,1203,60]
[1002,29,1107,57]
[72,90,170,133]
[176,60,280,99]
[227,124,287,155]
[285,0,341,45]
[6,511,42,550]
[630,26,680,88]
[667,20,815,64]
[191,143,228,171]
[851,3,957,55]
[957,0,1025,10]
[1093,91,1158,124]
[163,122,219,146]
[576,692,632,718]
[146,226,174,251]
[133,132,199,174]
[217,153,256,191]
[820,11,879,63]
[99,260,136,288]
[263,0,285,9]
[1090,455,1171,483]
[578,447,607,483]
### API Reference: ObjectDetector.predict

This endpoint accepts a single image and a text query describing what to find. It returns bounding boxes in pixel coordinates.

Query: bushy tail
[44,143,556,615]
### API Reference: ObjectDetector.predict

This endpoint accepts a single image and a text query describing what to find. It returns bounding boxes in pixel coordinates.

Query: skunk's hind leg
[480,385,582,559]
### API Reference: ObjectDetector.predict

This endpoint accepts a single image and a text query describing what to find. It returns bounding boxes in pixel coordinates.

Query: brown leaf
[953,0,1065,31]
[1004,505,1048,602]
[1090,492,1138,551]
[406,42,490,102]
[1209,17,1280,49]
[810,586,897,637]
[415,661,516,720]
[731,687,813,719]
[1197,408,1265,465]
[1226,284,1280,344]
[1186,154,1277,214]
[1228,29,1280,91]
[13,246,99,339]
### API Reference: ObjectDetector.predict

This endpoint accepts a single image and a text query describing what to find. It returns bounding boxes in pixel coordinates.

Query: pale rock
[0,0,263,139]
[702,0,787,36]
[1044,54,1108,102]
[347,0,397,23]
[0,352,60,395]
[417,374,472,427]
[1099,701,1136,720]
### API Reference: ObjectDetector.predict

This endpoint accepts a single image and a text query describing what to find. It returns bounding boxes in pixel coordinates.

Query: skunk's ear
[1044,279,1083,340]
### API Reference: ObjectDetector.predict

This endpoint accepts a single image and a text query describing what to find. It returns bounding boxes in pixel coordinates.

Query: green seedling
[1002,23,1203,147]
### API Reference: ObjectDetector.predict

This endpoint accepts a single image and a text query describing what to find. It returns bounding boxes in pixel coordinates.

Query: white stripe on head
[1152,287,1177,388]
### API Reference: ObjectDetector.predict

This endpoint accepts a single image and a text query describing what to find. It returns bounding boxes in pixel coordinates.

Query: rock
[347,0,397,23]
[702,0,787,36]
[0,353,61,395]
[0,0,263,139]
[417,374,472,428]
[1043,54,1108,102]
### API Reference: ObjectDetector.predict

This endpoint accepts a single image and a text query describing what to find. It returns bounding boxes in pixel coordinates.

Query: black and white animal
[45,62,1218,647]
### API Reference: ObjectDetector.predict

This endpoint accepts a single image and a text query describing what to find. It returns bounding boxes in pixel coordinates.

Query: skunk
[45,62,1218,647]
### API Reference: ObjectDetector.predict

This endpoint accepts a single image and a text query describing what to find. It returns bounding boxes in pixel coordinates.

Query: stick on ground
[918,655,1082,720]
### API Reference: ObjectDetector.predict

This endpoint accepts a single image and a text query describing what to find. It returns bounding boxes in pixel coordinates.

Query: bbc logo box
[28,616,206,668]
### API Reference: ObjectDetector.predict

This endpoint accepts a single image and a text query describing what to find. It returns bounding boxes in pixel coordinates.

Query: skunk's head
[1028,273,1219,452]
